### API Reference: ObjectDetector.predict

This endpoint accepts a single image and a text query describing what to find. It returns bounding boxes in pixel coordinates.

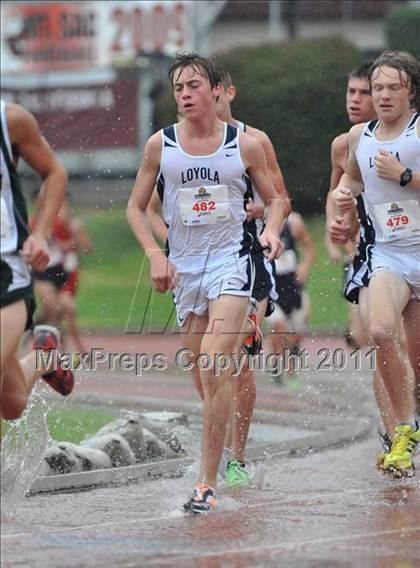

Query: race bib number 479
[178,185,231,226]
[374,199,420,242]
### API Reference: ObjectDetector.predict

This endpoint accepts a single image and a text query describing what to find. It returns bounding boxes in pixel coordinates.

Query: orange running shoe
[183,482,218,514]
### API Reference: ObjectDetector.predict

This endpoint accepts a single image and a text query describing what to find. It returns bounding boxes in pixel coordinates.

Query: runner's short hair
[168,52,223,89]
[221,70,233,90]
[368,50,420,110]
[348,61,373,81]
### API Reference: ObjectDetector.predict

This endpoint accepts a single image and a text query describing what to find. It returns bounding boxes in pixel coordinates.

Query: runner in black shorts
[1,101,74,421]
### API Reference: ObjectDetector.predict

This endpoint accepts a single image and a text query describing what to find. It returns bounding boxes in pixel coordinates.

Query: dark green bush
[385,6,420,60]
[155,38,362,213]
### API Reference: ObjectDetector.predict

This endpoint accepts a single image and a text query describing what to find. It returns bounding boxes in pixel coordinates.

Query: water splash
[1,394,50,521]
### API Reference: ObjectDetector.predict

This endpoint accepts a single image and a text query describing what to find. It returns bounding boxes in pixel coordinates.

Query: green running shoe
[226,460,250,488]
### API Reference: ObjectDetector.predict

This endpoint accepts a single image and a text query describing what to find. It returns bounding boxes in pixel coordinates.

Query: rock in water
[142,428,179,459]
[80,433,136,467]
[95,414,146,461]
[139,411,190,455]
[42,442,112,475]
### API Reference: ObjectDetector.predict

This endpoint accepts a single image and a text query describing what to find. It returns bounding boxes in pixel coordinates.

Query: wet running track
[2,336,419,567]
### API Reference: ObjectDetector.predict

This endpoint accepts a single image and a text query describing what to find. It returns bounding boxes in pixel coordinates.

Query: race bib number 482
[178,185,231,226]
[374,199,420,242]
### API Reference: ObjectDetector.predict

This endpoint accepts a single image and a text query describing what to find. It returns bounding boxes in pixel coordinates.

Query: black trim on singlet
[239,229,254,258]
[243,173,254,202]
[0,119,29,251]
[237,125,258,257]
[242,172,259,248]
[240,255,253,292]
[280,219,298,260]
[366,242,374,275]
[0,117,14,177]
[156,171,165,202]
[356,194,375,246]
[364,119,379,136]
[163,125,177,147]
[224,124,237,147]
[344,195,375,304]
[407,112,419,131]
[156,170,169,256]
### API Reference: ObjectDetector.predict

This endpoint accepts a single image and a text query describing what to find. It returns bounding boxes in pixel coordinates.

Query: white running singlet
[158,122,250,273]
[356,113,420,250]
[0,100,32,295]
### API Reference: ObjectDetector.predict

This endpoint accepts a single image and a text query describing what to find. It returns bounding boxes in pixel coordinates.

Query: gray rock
[142,428,179,460]
[95,415,146,461]
[139,412,189,455]
[43,442,112,475]
[80,433,136,467]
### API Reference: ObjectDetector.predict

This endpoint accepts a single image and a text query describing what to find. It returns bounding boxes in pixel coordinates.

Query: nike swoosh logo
[225,153,235,157]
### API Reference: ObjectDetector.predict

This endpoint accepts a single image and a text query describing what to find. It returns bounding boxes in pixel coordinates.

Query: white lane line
[4,525,419,565]
[1,513,183,539]
[144,526,420,563]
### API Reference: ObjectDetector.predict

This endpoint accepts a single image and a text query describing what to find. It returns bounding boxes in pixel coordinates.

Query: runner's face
[346,78,374,124]
[173,66,221,118]
[370,65,413,122]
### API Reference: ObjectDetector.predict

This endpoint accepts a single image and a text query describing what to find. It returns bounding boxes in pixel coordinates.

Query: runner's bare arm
[8,105,67,240]
[240,134,284,260]
[127,133,162,255]
[8,104,67,271]
[127,133,177,292]
[332,125,364,213]
[246,126,291,217]
[326,134,360,253]
[374,150,420,189]
[373,120,420,188]
[325,135,348,260]
[326,134,347,219]
[146,187,168,244]
[328,214,360,246]
[408,122,420,188]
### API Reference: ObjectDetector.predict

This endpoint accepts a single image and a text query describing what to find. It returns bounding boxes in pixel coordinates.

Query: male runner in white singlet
[333,51,420,477]
[1,101,74,421]
[127,53,285,512]
[145,70,291,487]
[326,62,411,461]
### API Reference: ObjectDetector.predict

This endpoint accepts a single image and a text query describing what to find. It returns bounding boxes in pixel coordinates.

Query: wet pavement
[2,336,420,567]
[2,439,419,567]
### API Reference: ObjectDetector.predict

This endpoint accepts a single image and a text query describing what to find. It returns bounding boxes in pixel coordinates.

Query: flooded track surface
[2,339,420,567]
[2,438,419,567]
